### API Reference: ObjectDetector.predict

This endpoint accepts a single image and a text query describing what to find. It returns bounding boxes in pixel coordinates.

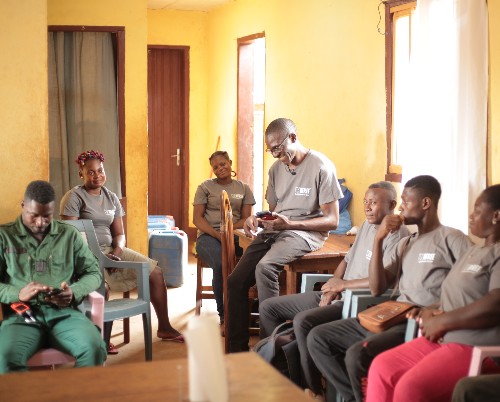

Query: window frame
[384,0,416,183]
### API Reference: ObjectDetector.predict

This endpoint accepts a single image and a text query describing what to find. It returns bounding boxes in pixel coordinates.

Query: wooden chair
[66,219,153,361]
[220,190,236,353]
[195,255,215,315]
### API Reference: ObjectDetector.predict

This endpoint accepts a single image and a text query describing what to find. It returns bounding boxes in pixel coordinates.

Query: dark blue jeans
[196,233,242,320]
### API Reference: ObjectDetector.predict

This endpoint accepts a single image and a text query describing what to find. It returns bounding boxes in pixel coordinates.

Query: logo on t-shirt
[463,264,482,273]
[365,249,372,261]
[231,194,244,199]
[417,253,435,263]
[294,187,311,196]
[104,209,115,216]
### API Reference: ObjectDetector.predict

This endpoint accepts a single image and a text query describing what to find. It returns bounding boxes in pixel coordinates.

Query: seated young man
[258,181,410,395]
[0,180,106,373]
[307,175,472,402]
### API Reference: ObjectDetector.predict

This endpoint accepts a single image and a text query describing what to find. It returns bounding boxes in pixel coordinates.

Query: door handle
[171,148,180,166]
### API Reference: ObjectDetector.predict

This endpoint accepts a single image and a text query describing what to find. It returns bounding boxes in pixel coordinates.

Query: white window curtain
[397,0,488,235]
[48,31,121,207]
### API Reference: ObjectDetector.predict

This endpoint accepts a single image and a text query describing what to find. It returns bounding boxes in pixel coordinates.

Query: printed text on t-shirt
[294,187,311,196]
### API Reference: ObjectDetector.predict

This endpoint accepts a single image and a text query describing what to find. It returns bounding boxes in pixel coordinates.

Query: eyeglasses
[265,135,289,155]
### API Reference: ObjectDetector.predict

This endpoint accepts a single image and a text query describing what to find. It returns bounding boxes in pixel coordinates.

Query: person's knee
[393,372,428,401]
[74,334,107,366]
[255,261,274,280]
[0,347,28,373]
[149,266,164,284]
[345,341,365,374]
[259,297,275,317]
[294,309,315,336]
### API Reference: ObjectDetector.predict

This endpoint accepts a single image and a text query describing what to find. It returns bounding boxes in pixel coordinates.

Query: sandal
[107,342,119,355]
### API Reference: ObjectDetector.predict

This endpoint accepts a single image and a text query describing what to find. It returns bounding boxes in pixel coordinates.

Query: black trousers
[308,317,407,402]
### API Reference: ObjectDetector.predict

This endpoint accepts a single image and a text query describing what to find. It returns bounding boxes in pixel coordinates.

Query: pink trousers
[366,337,473,402]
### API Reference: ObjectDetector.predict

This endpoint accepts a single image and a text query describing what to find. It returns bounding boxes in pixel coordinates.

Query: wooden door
[147,46,189,231]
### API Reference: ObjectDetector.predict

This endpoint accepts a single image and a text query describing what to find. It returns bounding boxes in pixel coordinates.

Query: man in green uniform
[0,180,106,373]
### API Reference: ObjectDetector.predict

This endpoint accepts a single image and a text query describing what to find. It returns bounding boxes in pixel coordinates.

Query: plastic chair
[468,346,500,376]
[65,219,153,361]
[300,273,333,293]
[1,291,104,369]
[26,291,104,369]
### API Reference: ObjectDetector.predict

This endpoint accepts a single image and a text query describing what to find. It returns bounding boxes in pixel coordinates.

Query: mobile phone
[45,288,62,297]
[256,210,276,221]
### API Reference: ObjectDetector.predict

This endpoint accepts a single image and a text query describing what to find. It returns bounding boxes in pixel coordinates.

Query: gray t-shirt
[386,225,472,306]
[441,244,500,346]
[193,179,255,237]
[60,185,124,247]
[265,149,343,250]
[343,220,411,281]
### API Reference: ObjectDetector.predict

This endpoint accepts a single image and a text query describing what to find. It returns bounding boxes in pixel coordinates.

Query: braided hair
[75,150,105,167]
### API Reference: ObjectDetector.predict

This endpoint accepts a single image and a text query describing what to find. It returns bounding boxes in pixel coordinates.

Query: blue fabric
[330,209,352,234]
[337,178,352,213]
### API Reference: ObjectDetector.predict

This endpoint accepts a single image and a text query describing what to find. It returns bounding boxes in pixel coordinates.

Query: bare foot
[157,328,184,342]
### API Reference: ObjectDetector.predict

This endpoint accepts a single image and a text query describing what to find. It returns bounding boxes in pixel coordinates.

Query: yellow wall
[0,0,48,223]
[147,10,209,228]
[489,2,500,184]
[204,0,386,225]
[1,0,498,244]
[47,0,149,254]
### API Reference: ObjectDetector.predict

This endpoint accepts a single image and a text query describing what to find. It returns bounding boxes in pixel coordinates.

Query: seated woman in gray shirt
[366,184,500,402]
[60,150,183,351]
[193,151,255,324]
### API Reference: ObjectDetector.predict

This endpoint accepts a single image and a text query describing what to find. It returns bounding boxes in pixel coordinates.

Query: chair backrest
[64,219,149,302]
[64,219,106,295]
[220,190,235,353]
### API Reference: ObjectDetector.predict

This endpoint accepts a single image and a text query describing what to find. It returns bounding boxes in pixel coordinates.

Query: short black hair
[24,180,55,205]
[482,184,500,210]
[368,181,397,201]
[265,118,297,138]
[404,175,442,206]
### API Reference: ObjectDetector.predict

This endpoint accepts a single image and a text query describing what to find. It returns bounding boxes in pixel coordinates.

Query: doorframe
[147,45,190,234]
[237,32,265,209]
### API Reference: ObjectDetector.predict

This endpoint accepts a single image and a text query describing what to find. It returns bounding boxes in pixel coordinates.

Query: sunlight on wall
[0,0,48,223]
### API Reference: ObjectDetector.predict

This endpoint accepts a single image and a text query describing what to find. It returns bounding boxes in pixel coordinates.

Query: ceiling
[147,0,232,11]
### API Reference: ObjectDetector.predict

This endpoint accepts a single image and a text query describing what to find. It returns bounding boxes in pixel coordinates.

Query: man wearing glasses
[227,117,343,353]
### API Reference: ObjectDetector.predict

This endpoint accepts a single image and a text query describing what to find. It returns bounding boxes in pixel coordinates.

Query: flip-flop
[107,343,119,355]
[161,334,185,343]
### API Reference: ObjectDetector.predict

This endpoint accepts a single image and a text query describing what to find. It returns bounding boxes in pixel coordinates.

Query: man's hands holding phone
[43,282,74,307]
[255,210,277,221]
[243,210,291,237]
[19,282,73,306]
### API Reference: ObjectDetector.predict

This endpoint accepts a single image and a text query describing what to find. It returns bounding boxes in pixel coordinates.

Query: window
[384,1,417,183]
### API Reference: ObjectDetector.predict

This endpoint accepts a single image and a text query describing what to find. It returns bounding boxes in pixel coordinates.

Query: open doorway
[237,33,266,211]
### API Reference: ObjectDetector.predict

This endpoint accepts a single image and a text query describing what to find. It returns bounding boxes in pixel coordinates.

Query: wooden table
[236,230,353,294]
[0,352,311,402]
